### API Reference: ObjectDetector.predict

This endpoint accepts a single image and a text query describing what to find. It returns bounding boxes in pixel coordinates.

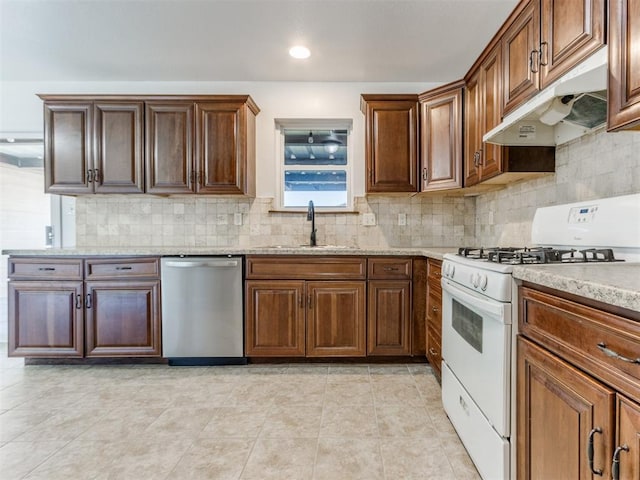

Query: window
[276,120,352,210]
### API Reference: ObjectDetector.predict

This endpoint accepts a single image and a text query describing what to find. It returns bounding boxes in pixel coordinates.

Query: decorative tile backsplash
[75,195,476,248]
[474,127,640,246]
[75,127,638,249]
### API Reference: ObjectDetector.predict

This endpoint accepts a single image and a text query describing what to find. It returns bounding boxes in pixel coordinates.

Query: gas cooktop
[457,247,622,265]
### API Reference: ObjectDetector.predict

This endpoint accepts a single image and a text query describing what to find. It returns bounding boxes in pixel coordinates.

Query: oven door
[441,277,512,437]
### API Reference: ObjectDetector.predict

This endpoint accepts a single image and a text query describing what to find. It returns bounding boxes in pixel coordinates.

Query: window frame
[274,118,354,213]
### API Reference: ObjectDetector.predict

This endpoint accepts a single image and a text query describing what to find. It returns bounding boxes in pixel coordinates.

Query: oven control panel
[568,205,598,224]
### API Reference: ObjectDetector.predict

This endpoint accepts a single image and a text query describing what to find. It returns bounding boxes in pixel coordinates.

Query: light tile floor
[0,344,481,480]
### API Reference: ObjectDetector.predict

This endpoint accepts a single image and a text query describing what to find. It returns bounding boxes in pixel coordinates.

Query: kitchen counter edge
[1,246,456,260]
[513,263,640,313]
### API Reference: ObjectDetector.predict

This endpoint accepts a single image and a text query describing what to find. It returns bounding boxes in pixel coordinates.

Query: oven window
[452,299,483,353]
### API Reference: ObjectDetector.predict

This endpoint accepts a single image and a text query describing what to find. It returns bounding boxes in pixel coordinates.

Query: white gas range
[440,193,640,480]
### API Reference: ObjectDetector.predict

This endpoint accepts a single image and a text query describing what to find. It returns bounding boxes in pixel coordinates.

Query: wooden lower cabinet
[7,256,161,358]
[245,280,306,356]
[307,281,366,357]
[367,280,411,355]
[518,284,640,480]
[8,281,84,357]
[517,337,615,479]
[84,280,161,357]
[426,258,442,378]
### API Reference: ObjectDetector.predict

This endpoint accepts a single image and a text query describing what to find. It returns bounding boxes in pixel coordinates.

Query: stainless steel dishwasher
[161,256,245,366]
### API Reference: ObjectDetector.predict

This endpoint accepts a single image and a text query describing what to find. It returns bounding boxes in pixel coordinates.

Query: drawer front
[520,286,640,402]
[427,258,442,284]
[246,256,366,280]
[85,257,160,279]
[8,258,83,280]
[367,257,412,279]
[427,322,442,376]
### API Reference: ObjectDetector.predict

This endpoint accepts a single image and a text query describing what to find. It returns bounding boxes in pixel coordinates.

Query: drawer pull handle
[432,306,439,313]
[38,267,56,271]
[587,427,603,476]
[597,342,640,364]
[383,267,399,272]
[612,444,629,480]
[115,266,133,270]
[428,347,438,357]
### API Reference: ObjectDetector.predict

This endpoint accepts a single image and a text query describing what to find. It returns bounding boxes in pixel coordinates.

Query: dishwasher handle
[164,259,240,268]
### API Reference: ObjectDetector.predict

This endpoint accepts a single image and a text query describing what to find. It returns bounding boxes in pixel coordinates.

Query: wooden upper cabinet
[419,80,464,192]
[195,100,257,195]
[42,98,146,194]
[43,102,93,194]
[503,0,541,114]
[40,94,259,195]
[361,94,419,193]
[94,102,144,193]
[465,42,504,186]
[145,101,195,194]
[539,0,605,88]
[608,0,640,131]
[464,71,481,187]
[502,0,605,114]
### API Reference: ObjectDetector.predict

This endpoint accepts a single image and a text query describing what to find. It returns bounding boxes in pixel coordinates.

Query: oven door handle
[441,279,510,320]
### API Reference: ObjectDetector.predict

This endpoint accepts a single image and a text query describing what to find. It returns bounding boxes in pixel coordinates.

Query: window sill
[268,209,359,215]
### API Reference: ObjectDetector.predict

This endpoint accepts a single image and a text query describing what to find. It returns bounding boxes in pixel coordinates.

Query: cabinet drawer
[520,286,640,402]
[367,257,412,279]
[246,256,366,280]
[427,258,442,284]
[8,258,83,280]
[85,257,160,279]
[427,322,442,375]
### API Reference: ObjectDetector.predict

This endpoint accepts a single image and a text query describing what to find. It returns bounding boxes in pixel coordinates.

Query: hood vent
[484,47,608,146]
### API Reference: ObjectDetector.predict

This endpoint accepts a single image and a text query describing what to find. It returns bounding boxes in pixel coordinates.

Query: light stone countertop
[513,263,640,313]
[1,246,456,260]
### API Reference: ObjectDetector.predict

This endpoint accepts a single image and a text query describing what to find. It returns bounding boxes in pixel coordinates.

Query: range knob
[479,274,488,291]
[471,273,479,288]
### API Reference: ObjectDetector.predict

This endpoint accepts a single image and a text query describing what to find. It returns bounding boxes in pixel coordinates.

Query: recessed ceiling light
[289,46,311,59]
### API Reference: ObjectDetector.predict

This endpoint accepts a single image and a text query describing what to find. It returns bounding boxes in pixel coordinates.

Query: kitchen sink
[263,244,352,249]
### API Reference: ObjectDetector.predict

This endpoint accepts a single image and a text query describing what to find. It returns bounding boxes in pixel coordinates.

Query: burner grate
[459,246,621,264]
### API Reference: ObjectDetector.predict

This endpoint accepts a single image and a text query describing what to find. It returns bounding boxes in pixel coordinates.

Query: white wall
[0,164,51,342]
[0,80,439,197]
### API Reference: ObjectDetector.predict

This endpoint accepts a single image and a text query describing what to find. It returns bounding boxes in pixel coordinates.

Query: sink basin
[263,244,352,249]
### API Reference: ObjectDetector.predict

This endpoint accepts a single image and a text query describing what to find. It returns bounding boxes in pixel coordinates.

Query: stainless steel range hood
[484,47,607,147]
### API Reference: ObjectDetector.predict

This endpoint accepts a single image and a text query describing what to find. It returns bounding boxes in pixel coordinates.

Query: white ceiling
[1,0,518,83]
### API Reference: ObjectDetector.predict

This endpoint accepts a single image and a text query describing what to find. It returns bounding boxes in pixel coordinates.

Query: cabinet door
[8,281,84,357]
[145,102,195,193]
[195,102,245,194]
[84,280,161,357]
[426,284,442,377]
[503,0,540,114]
[479,44,504,181]
[362,96,419,193]
[420,83,463,191]
[517,337,615,480]
[616,395,640,480]
[539,0,605,88]
[464,71,481,187]
[608,0,640,131]
[245,280,306,356]
[306,281,366,357]
[93,102,145,193]
[43,102,93,194]
[367,280,411,356]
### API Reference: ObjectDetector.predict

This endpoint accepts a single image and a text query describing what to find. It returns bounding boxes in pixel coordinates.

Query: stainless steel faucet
[307,200,317,247]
